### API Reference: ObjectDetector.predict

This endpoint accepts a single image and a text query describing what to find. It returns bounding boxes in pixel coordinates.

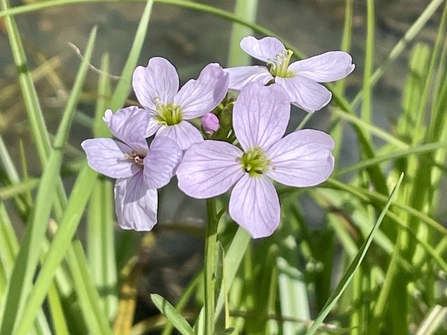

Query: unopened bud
[201,113,220,135]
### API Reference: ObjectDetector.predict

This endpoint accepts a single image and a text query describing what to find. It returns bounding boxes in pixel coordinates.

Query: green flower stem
[295,113,313,131]
[204,197,219,334]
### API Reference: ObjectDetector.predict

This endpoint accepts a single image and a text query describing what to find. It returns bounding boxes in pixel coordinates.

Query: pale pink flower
[224,36,355,112]
[81,107,182,230]
[176,83,335,238]
[132,57,229,150]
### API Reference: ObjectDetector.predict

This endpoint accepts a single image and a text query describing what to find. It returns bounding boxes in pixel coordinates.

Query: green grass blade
[87,179,118,320]
[360,0,375,132]
[333,108,408,148]
[110,0,155,110]
[331,111,389,195]
[277,256,309,334]
[324,179,447,236]
[415,305,447,335]
[160,272,202,335]
[334,0,354,95]
[0,202,19,288]
[0,27,97,335]
[66,241,114,335]
[0,135,21,184]
[14,163,98,335]
[151,294,194,335]
[0,203,53,335]
[350,0,445,109]
[0,0,51,167]
[87,53,117,321]
[412,4,447,147]
[94,53,113,137]
[306,174,404,335]
[407,2,447,266]
[334,142,447,177]
[227,0,258,67]
[0,178,39,200]
[214,227,250,321]
[33,312,52,335]
[0,0,67,218]
[0,136,30,216]
[47,283,70,335]
[331,0,354,169]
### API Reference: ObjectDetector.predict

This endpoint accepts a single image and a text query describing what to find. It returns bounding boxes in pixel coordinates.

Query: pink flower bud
[201,113,220,135]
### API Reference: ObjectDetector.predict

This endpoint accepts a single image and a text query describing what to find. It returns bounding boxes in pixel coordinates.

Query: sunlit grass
[0,0,446,334]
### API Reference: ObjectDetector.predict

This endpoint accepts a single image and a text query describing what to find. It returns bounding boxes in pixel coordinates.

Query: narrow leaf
[306,173,404,335]
[151,294,194,335]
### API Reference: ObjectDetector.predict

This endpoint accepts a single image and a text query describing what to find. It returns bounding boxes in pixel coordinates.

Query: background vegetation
[0,0,446,334]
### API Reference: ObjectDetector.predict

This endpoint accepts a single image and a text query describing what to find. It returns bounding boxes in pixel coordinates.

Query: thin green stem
[295,113,312,131]
[204,197,219,335]
[361,0,374,139]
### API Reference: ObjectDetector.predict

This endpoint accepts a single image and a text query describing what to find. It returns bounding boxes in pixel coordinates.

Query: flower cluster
[82,36,354,238]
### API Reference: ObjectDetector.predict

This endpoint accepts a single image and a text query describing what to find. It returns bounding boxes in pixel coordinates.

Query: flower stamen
[240,147,270,176]
[124,151,145,169]
[156,103,183,126]
[267,49,294,78]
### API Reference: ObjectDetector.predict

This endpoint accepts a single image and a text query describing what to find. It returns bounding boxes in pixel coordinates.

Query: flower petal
[156,121,204,150]
[266,129,335,187]
[288,51,355,82]
[133,57,179,108]
[145,117,161,138]
[81,138,137,178]
[240,36,286,63]
[114,175,158,231]
[276,76,332,112]
[175,63,229,119]
[144,136,182,189]
[229,175,280,238]
[224,66,272,92]
[103,107,149,152]
[177,140,244,199]
[233,82,290,151]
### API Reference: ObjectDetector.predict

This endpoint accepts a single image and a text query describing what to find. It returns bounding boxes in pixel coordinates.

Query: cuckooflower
[132,57,229,150]
[81,107,182,230]
[176,83,335,238]
[224,36,355,113]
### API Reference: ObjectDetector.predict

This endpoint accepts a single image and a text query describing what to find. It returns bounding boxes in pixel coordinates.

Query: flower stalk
[204,197,219,334]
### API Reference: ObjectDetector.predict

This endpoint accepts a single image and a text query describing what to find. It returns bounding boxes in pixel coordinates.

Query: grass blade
[87,53,118,321]
[151,294,194,335]
[0,0,67,218]
[306,173,404,335]
[110,0,155,110]
[227,0,258,67]
[14,163,99,335]
[0,27,97,335]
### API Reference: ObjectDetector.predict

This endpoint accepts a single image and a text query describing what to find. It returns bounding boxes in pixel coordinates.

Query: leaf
[151,294,194,335]
[306,173,404,335]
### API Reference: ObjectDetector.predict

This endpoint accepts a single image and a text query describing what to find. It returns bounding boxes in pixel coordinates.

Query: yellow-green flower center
[156,103,183,126]
[240,147,270,176]
[267,49,294,78]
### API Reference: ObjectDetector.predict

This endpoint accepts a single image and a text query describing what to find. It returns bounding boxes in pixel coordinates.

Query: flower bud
[201,113,220,135]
